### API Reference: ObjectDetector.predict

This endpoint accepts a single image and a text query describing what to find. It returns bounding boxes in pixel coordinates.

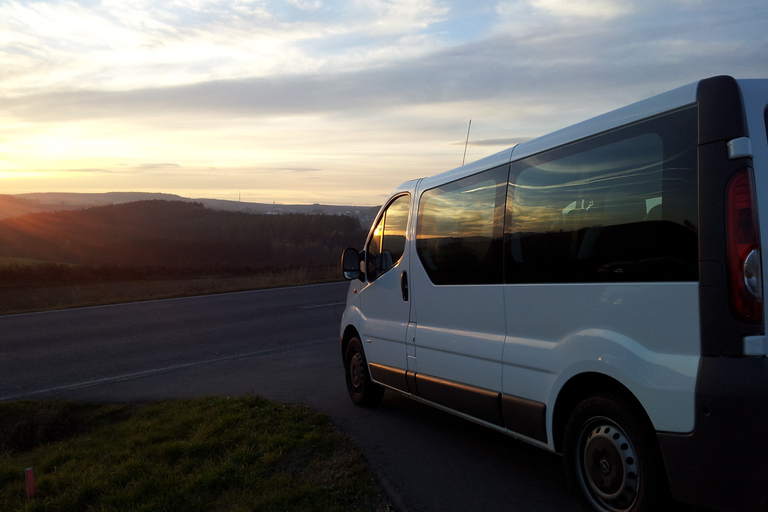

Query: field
[0,199,364,315]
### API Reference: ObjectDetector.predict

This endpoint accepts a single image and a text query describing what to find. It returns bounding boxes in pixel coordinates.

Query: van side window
[506,106,698,283]
[416,166,507,285]
[366,194,410,282]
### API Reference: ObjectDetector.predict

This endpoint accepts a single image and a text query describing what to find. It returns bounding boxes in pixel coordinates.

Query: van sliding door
[410,165,508,426]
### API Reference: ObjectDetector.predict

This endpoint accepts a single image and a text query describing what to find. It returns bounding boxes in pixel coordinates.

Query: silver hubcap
[349,352,363,390]
[579,419,639,511]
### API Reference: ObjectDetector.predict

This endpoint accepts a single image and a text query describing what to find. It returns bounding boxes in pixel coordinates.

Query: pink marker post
[25,468,34,499]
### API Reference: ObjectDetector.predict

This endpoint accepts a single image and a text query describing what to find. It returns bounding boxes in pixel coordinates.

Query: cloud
[530,0,629,20]
[1,0,767,205]
[284,0,322,10]
[278,167,324,172]
[0,0,456,95]
[4,0,766,127]
[4,0,767,127]
[133,163,183,171]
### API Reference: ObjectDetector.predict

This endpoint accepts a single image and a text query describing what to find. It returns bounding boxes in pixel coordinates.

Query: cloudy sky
[1,0,767,206]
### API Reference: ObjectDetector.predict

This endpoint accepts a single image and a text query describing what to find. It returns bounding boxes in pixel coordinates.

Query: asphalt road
[0,283,344,402]
[0,282,608,511]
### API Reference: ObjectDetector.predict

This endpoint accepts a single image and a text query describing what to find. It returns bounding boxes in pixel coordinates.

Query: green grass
[0,397,391,512]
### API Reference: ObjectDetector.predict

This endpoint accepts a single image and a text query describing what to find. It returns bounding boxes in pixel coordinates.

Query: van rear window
[506,106,699,283]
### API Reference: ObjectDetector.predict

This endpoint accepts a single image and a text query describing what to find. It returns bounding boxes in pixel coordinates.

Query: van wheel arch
[344,336,385,407]
[341,325,360,359]
[562,391,670,511]
[552,373,650,454]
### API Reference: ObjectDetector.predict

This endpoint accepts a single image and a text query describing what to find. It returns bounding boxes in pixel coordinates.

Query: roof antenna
[462,119,472,166]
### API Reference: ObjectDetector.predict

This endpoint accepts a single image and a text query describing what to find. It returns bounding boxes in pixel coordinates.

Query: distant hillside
[5,192,380,225]
[0,193,187,220]
[0,200,366,268]
[13,192,185,206]
[0,194,85,219]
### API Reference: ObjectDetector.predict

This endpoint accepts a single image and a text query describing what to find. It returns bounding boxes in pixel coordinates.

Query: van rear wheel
[344,337,384,407]
[562,393,669,512]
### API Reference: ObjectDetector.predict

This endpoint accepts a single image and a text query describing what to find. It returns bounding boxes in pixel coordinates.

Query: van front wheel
[562,393,668,512]
[344,337,384,407]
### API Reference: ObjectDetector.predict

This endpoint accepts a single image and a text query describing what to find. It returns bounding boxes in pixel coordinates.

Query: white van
[339,75,768,512]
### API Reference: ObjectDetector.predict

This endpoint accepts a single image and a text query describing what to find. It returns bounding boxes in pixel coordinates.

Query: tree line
[0,200,369,284]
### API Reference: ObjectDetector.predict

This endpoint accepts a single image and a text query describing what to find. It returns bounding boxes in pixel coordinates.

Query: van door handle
[400,271,409,302]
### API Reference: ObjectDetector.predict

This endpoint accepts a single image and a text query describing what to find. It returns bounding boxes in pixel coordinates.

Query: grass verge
[0,266,341,316]
[0,396,392,512]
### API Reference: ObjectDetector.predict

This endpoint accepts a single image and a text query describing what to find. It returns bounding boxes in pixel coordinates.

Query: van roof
[510,81,699,161]
[422,78,707,189]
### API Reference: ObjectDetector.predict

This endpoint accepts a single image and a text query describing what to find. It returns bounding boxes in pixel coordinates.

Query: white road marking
[302,302,346,309]
[0,337,336,402]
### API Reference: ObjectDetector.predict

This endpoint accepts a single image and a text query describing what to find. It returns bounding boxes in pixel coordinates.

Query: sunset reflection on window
[416,166,507,285]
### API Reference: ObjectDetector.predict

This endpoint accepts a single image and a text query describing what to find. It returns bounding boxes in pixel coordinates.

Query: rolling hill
[0,199,366,269]
[1,193,380,224]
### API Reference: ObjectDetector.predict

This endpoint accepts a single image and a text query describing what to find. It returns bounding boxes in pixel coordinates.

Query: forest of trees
[0,200,369,285]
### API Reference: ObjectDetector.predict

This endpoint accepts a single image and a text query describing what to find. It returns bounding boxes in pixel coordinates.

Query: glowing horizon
[1,0,766,206]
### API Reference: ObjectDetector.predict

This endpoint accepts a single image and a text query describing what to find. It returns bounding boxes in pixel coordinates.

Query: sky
[1,0,767,206]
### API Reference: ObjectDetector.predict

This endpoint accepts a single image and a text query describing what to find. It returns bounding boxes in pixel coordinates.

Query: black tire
[344,337,385,407]
[562,393,670,512]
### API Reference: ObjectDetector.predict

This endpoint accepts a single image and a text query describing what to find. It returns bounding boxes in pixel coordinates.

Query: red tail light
[726,168,763,323]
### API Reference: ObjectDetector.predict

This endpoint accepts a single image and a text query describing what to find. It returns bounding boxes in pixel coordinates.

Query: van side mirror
[341,247,363,281]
